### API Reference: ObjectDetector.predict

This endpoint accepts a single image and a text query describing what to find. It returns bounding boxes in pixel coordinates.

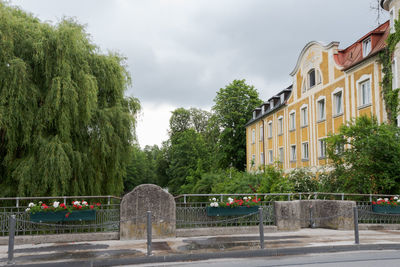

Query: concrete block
[274,200,301,231]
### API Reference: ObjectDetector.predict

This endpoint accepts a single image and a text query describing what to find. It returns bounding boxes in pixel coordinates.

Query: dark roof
[245,85,293,127]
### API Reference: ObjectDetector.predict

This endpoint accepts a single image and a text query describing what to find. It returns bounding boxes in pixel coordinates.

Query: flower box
[30,210,96,222]
[206,206,259,216]
[372,204,400,214]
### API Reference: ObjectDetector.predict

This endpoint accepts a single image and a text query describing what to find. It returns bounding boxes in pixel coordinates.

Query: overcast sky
[11,0,388,148]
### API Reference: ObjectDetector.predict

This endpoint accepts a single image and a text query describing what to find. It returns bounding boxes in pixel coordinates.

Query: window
[308,69,316,88]
[359,80,371,106]
[278,117,283,135]
[333,91,343,115]
[280,94,285,104]
[270,99,274,109]
[301,106,308,126]
[290,145,296,161]
[289,111,296,130]
[335,143,345,155]
[318,139,326,158]
[279,147,284,163]
[268,150,273,164]
[317,98,325,121]
[268,121,272,138]
[259,125,263,141]
[362,38,371,57]
[260,152,264,165]
[251,129,255,144]
[302,142,309,160]
[251,154,255,166]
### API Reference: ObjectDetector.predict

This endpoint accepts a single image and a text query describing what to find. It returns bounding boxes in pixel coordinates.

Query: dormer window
[362,38,371,57]
[253,111,256,119]
[270,100,274,109]
[308,69,316,88]
[280,94,285,104]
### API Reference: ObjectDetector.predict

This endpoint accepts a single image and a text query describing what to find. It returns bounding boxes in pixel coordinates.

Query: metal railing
[176,201,275,229]
[0,196,121,236]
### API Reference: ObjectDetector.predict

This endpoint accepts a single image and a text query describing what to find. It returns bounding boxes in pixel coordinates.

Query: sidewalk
[1,228,400,266]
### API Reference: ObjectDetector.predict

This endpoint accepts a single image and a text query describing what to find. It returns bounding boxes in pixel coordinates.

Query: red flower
[96,203,101,207]
[226,203,230,206]
[372,201,376,205]
[90,205,94,209]
[65,212,70,218]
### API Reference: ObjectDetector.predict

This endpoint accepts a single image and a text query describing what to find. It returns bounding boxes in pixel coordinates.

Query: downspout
[262,119,266,168]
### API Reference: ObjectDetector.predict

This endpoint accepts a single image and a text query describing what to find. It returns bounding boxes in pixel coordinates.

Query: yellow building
[245,14,395,172]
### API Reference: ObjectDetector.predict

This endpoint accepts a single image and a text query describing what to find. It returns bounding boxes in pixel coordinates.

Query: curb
[8,243,400,267]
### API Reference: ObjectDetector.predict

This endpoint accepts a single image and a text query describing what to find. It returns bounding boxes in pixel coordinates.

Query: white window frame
[280,94,285,104]
[259,125,263,141]
[332,87,343,116]
[318,138,326,159]
[290,145,296,162]
[390,7,395,33]
[300,104,308,127]
[251,129,255,144]
[302,142,309,161]
[362,37,371,57]
[278,147,284,163]
[251,154,255,166]
[278,116,283,135]
[268,150,273,164]
[268,121,273,138]
[289,110,296,131]
[270,99,274,109]
[317,96,326,121]
[260,152,264,165]
[356,75,372,108]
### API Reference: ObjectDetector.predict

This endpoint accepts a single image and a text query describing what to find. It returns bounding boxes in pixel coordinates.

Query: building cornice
[290,41,339,76]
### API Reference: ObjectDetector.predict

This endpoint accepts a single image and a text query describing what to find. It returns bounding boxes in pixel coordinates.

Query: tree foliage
[326,116,400,194]
[0,3,139,196]
[212,79,262,170]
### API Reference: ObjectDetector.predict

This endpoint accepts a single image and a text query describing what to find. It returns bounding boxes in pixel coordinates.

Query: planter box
[206,206,259,216]
[30,210,96,222]
[372,204,400,214]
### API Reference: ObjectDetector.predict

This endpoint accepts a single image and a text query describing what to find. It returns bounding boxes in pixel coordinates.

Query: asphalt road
[132,250,400,267]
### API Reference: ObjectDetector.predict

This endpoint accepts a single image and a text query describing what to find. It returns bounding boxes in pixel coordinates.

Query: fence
[176,193,400,226]
[0,196,121,236]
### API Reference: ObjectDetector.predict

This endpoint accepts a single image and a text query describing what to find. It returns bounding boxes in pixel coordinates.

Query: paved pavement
[1,228,400,266]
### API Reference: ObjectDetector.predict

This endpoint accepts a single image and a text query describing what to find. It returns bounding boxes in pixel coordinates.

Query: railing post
[183,195,186,204]
[288,193,290,201]
[341,193,344,201]
[147,211,152,256]
[259,208,264,249]
[220,194,223,203]
[8,215,16,264]
[353,207,359,244]
[314,193,317,200]
[63,197,66,205]
[369,194,372,202]
[299,193,302,200]
[107,196,111,205]
[16,198,19,208]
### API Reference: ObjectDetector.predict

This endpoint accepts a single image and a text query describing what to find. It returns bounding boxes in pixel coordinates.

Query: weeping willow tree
[0,3,140,197]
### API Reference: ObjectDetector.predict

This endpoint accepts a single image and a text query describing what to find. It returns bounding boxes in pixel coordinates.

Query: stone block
[313,200,355,230]
[274,200,301,231]
[120,184,176,240]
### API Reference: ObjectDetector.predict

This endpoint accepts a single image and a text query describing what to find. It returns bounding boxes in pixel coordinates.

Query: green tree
[212,79,262,170]
[0,3,139,196]
[326,116,400,194]
[167,129,210,195]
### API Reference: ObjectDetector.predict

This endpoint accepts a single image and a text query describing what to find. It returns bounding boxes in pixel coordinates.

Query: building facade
[246,1,400,172]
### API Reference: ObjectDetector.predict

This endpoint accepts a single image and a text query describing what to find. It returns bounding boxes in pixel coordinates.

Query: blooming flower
[243,197,248,200]
[212,198,216,201]
[73,201,80,206]
[25,208,30,212]
[28,203,35,208]
[53,201,59,208]
[82,201,88,206]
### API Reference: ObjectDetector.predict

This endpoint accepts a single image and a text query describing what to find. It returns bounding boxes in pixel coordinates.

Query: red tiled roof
[334,21,389,71]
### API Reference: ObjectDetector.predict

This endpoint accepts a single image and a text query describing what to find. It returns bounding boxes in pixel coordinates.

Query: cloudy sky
[11,0,388,147]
